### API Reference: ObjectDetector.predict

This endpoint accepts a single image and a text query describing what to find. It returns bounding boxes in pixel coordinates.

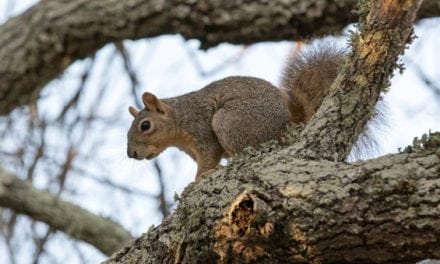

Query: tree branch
[0,0,439,115]
[0,169,133,256]
[105,133,440,263]
[289,0,423,161]
[102,1,438,262]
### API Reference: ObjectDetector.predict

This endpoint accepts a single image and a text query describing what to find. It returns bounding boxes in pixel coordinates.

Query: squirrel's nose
[127,149,138,159]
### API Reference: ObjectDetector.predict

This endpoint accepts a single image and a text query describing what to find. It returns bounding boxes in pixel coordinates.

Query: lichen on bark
[105,0,439,263]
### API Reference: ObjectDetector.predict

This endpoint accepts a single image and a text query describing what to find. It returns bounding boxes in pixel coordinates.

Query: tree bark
[0,169,133,256]
[289,0,422,161]
[103,0,436,263]
[0,0,438,262]
[0,0,439,115]
[105,134,440,263]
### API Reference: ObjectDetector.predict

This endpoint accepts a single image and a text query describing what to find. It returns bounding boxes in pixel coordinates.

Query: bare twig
[72,165,157,199]
[115,41,142,108]
[406,57,440,100]
[26,121,46,181]
[184,44,248,77]
[56,57,94,122]
[31,226,53,264]
[55,146,77,196]
[153,160,170,218]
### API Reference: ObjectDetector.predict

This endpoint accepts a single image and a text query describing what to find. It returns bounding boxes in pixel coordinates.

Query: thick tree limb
[106,134,440,263]
[289,0,423,161]
[103,1,437,263]
[0,0,437,262]
[0,169,133,256]
[0,0,439,115]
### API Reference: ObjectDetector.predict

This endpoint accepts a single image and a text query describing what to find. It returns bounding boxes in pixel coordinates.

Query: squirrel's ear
[128,106,139,118]
[142,92,165,113]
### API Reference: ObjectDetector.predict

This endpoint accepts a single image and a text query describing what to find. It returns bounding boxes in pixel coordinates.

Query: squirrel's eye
[140,120,151,131]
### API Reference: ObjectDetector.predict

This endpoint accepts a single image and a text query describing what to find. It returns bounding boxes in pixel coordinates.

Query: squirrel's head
[127,92,175,160]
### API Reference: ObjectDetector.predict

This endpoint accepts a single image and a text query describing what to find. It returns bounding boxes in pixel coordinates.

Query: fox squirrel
[127,44,345,181]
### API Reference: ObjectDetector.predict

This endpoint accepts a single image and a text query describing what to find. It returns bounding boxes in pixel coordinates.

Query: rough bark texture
[0,0,438,262]
[106,134,440,263]
[0,169,133,256]
[102,0,435,263]
[287,0,422,161]
[0,0,439,115]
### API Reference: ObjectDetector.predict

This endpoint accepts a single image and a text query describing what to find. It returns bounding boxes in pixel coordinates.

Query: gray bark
[104,0,438,263]
[0,0,438,262]
[0,0,439,115]
[289,0,422,161]
[0,169,133,256]
[106,134,440,263]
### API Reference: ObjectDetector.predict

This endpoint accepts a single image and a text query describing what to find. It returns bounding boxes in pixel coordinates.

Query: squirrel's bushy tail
[280,43,345,123]
[280,42,388,160]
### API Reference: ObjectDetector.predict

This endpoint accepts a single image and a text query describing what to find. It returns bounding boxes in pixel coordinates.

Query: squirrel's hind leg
[212,99,290,156]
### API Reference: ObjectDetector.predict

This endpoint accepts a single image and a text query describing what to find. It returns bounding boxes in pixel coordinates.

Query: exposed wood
[0,0,438,262]
[104,0,433,262]
[289,0,423,161]
[106,133,440,263]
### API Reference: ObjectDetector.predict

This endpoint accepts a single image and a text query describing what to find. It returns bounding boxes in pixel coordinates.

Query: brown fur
[281,44,345,123]
[127,45,345,181]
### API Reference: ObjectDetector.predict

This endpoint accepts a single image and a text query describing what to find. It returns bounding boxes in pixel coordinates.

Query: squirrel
[127,44,345,181]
